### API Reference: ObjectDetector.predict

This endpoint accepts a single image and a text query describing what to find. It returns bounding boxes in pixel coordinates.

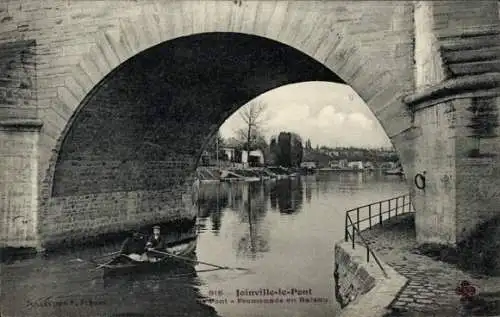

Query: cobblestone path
[361,213,500,316]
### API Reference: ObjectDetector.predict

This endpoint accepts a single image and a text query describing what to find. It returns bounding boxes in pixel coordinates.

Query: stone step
[437,24,499,40]
[447,59,500,77]
[443,46,500,64]
[440,34,500,52]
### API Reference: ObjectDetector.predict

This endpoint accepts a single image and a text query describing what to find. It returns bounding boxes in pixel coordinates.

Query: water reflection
[195,172,406,317]
[235,184,270,259]
[199,179,306,221]
[198,182,274,260]
[270,178,304,214]
[1,172,407,317]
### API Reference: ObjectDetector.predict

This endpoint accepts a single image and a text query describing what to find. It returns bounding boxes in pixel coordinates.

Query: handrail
[347,215,388,277]
[344,193,415,278]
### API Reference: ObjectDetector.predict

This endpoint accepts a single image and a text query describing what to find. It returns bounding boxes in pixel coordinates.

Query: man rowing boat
[145,225,165,262]
[120,225,165,262]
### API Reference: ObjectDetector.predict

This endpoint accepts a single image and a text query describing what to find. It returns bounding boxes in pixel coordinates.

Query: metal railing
[344,193,415,278]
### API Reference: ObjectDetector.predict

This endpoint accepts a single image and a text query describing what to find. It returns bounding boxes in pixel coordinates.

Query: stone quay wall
[42,187,197,249]
[334,241,407,317]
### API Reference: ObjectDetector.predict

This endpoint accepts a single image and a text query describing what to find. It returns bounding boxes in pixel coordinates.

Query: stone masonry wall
[0,39,41,248]
[432,1,499,38]
[41,182,197,247]
[0,128,40,248]
[454,96,500,243]
[412,101,457,246]
[0,40,37,120]
[52,160,192,197]
[409,0,500,247]
[334,241,408,316]
[413,2,446,90]
[334,243,376,308]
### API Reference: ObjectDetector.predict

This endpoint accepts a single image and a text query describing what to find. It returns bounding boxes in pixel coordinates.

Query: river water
[1,171,406,317]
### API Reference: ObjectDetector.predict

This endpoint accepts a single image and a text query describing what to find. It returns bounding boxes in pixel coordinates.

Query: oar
[196,268,226,273]
[71,250,122,264]
[92,250,121,260]
[149,249,250,271]
[91,254,127,271]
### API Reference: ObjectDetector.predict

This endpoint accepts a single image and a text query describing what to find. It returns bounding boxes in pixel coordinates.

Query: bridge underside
[43,33,343,247]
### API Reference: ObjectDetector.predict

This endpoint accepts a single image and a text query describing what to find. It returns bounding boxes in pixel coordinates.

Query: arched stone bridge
[0,0,499,250]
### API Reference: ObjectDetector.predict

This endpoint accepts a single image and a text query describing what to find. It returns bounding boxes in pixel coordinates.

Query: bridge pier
[407,85,500,247]
[0,120,43,250]
[405,1,500,248]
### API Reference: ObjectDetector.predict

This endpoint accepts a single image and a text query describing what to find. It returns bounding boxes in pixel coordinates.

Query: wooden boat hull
[100,238,197,275]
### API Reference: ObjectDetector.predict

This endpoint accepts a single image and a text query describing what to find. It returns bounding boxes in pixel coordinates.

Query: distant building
[329,160,340,168]
[329,159,348,169]
[221,146,264,167]
[347,161,364,170]
[352,150,364,157]
[364,161,375,169]
[380,161,397,169]
[300,161,317,169]
[242,149,265,166]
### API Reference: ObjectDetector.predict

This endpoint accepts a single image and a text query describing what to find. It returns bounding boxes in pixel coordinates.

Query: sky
[219,82,393,149]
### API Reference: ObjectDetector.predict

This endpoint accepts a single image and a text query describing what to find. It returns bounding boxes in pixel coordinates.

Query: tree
[234,100,269,153]
[270,131,304,167]
[290,133,303,167]
[466,97,499,157]
[305,138,312,150]
[277,132,292,167]
[269,136,279,165]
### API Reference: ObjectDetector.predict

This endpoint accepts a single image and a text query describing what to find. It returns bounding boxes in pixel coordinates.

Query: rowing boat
[98,237,197,275]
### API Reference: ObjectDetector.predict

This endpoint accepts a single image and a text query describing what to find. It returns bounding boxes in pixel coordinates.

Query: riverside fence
[344,193,415,277]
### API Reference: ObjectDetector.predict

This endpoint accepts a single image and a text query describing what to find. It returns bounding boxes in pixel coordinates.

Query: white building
[347,161,364,170]
[300,161,317,169]
[242,149,265,165]
[329,159,348,168]
[221,146,265,166]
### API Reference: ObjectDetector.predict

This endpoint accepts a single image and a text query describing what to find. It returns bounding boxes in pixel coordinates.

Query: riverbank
[360,213,500,316]
[196,166,298,182]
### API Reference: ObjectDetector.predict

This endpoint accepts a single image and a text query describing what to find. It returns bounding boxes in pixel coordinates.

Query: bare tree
[234,100,269,152]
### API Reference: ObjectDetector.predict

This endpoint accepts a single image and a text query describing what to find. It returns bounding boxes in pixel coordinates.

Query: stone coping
[336,241,408,317]
[403,73,500,111]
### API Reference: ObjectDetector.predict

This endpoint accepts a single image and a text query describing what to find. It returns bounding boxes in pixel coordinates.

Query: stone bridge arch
[33,1,414,247]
